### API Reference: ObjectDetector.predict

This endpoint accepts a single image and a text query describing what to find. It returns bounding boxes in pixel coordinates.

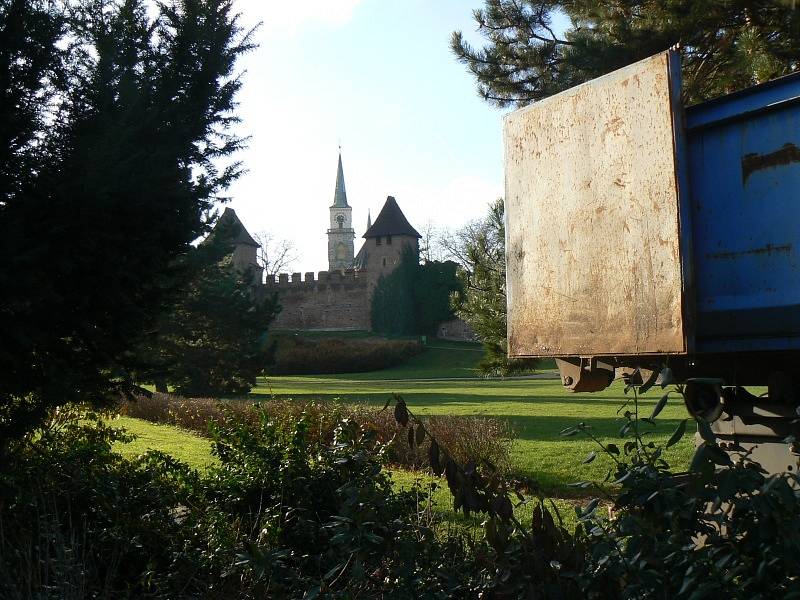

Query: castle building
[212,207,263,284]
[216,153,472,339]
[356,195,420,292]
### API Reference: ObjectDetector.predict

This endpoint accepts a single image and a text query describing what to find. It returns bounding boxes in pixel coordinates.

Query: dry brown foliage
[121,393,514,472]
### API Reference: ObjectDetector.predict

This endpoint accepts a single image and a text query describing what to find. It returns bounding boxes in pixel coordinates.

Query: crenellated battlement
[256,268,370,331]
[263,269,364,286]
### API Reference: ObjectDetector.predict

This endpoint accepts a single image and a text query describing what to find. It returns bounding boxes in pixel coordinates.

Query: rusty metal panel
[504,51,687,358]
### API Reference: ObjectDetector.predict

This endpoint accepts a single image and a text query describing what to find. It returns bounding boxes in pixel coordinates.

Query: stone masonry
[219,153,476,339]
[259,270,370,331]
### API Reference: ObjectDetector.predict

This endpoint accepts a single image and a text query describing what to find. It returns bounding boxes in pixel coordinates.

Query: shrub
[9,388,800,598]
[0,407,233,598]
[121,393,515,474]
[570,387,800,599]
[0,404,472,598]
[267,335,422,375]
[384,384,800,600]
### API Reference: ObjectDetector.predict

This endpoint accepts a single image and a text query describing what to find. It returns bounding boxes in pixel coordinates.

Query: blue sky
[226,0,508,272]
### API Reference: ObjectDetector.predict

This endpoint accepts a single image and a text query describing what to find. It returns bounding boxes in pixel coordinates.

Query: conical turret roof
[211,207,259,247]
[331,152,349,207]
[363,196,420,239]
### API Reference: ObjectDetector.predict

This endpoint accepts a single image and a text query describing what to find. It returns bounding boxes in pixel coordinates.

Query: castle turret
[327,152,355,271]
[209,207,263,283]
[361,195,421,287]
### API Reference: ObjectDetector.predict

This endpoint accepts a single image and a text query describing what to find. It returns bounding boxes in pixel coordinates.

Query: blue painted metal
[685,72,800,353]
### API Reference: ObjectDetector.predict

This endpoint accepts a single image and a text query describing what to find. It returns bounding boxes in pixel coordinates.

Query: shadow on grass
[503,414,688,442]
[253,388,664,410]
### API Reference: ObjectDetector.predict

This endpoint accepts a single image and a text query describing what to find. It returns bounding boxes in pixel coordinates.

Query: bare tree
[419,220,448,264]
[437,219,484,270]
[254,231,300,279]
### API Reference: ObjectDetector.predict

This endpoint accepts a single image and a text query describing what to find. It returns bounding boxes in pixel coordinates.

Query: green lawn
[112,416,217,471]
[255,374,695,493]
[110,416,585,531]
[114,340,697,497]
[320,339,487,380]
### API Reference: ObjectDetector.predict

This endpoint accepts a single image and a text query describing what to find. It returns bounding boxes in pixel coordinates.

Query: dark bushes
[0,405,470,598]
[5,392,800,598]
[385,391,800,599]
[268,335,422,374]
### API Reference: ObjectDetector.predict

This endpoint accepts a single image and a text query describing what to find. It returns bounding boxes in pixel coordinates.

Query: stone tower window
[376,236,382,246]
[386,235,392,245]
[382,257,387,267]
[336,214,344,228]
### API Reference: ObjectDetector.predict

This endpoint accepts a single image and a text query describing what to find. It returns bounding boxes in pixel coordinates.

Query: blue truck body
[685,73,800,355]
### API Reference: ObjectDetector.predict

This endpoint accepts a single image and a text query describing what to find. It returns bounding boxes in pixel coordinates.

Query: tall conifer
[453,1,800,106]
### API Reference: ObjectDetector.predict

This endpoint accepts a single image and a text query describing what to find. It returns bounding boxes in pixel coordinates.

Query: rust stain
[741,143,800,184]
[605,115,625,136]
[707,243,792,260]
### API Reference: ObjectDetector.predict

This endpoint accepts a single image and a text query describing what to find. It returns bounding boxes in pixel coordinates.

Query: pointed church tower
[327,152,355,271]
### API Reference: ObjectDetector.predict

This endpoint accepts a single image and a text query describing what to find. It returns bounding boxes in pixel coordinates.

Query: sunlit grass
[114,340,698,498]
[256,375,696,494]
[111,416,217,471]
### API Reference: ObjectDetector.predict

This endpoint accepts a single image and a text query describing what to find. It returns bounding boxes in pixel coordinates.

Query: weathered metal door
[504,51,691,358]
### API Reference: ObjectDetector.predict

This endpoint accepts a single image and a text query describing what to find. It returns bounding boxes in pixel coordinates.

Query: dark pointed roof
[331,152,349,207]
[363,196,421,239]
[213,207,259,247]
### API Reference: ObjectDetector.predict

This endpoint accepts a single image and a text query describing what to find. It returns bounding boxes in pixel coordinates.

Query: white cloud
[235,0,364,34]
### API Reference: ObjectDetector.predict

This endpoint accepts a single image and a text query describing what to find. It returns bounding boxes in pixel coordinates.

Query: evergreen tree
[371,245,462,337]
[451,199,537,376]
[137,226,279,397]
[371,246,419,336]
[414,260,461,336]
[0,0,251,442]
[452,1,800,107]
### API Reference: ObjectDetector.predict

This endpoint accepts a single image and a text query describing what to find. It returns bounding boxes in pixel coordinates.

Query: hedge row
[267,335,423,375]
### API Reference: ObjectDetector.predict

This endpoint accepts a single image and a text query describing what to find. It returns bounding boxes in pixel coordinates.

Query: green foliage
[122,392,516,477]
[415,259,461,335]
[7,390,798,597]
[0,407,218,598]
[268,334,422,375]
[452,0,800,107]
[388,388,800,599]
[0,405,472,598]
[0,0,250,442]
[371,245,419,335]
[570,376,800,599]
[451,199,536,376]
[136,229,279,397]
[371,245,462,336]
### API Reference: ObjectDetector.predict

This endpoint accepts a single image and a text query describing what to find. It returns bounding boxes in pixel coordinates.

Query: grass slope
[257,377,695,494]
[115,341,696,497]
[112,416,217,471]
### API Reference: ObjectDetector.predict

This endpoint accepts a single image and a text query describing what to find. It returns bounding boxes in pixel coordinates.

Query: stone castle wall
[258,270,370,331]
[436,318,478,342]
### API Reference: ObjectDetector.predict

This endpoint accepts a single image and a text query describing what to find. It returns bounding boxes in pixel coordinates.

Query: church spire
[332,151,349,207]
[366,209,372,230]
